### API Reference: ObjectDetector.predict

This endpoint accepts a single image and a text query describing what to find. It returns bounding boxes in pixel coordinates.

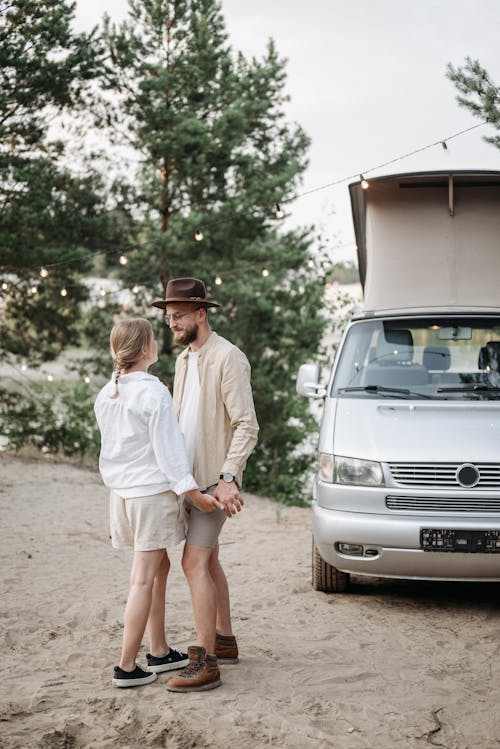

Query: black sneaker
[146,647,190,673]
[112,664,157,688]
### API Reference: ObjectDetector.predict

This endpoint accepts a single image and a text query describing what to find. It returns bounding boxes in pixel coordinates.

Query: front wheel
[312,537,350,593]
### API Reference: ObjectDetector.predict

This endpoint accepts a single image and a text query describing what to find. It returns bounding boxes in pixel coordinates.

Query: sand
[1,455,499,749]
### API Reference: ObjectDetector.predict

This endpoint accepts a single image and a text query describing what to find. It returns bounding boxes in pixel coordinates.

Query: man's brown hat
[151,277,221,310]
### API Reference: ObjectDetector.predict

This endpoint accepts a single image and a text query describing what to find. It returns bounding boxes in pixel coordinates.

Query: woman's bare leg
[119,549,164,671]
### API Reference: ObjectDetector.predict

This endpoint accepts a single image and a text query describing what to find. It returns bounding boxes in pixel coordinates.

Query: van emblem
[456,463,480,488]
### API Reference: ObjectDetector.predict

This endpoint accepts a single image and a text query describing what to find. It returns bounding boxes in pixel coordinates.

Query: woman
[94,318,222,687]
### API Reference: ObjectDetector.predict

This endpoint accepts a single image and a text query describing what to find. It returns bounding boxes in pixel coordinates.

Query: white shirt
[178,352,200,471]
[94,371,198,498]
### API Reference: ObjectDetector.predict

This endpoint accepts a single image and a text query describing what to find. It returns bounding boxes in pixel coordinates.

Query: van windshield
[332,317,500,400]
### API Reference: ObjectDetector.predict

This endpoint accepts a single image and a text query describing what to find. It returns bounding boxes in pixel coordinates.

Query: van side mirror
[296,363,327,398]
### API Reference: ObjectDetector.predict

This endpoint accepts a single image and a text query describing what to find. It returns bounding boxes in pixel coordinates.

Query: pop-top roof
[349,171,500,312]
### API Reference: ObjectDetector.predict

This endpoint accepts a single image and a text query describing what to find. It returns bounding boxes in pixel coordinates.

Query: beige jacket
[173,331,259,490]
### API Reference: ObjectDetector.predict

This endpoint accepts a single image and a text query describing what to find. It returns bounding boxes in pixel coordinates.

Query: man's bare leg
[208,542,233,635]
[182,543,217,654]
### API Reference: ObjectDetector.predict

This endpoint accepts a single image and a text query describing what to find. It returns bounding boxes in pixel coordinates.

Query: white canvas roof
[349,171,500,312]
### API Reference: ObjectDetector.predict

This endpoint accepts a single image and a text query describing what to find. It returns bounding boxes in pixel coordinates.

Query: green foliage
[447,57,500,149]
[0,381,100,461]
[0,0,340,504]
[95,0,331,503]
[0,0,127,364]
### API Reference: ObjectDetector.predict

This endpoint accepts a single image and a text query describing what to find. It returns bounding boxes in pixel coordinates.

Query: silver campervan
[298,171,500,591]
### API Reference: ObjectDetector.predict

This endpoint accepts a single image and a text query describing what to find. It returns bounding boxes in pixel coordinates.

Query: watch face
[222,473,234,482]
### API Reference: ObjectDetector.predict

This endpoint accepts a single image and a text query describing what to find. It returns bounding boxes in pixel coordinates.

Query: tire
[312,537,350,593]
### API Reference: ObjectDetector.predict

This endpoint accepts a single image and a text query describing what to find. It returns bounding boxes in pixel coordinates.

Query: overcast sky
[74,0,500,263]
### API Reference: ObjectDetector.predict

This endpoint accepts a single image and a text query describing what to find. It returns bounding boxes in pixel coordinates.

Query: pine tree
[447,57,500,149]
[0,0,122,364]
[98,0,331,503]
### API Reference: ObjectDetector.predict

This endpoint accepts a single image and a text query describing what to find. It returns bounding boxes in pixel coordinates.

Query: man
[152,277,259,691]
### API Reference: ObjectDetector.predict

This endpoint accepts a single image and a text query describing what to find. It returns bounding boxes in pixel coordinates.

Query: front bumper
[312,498,500,582]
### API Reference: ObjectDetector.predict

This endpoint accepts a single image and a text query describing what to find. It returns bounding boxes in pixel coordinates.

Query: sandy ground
[1,456,499,749]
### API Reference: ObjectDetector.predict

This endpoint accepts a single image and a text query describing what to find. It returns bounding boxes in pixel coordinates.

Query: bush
[0,381,101,462]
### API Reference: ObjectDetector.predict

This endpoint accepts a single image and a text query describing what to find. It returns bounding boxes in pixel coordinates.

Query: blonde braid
[110,361,122,399]
[108,318,154,400]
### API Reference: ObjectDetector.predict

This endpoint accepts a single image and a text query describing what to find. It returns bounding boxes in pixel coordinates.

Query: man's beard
[173,323,198,347]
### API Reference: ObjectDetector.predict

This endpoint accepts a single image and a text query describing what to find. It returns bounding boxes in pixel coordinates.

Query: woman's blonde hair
[109,318,153,398]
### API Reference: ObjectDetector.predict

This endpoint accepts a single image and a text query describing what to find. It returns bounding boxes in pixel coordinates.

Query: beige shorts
[182,485,227,548]
[109,490,185,552]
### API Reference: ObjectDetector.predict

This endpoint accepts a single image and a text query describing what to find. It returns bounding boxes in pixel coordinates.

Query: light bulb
[40,267,49,278]
[119,254,128,265]
[31,285,38,294]
[215,276,222,285]
[1,282,7,291]
[132,284,140,294]
[194,229,204,242]
[262,269,269,278]
[275,203,284,219]
[47,374,54,382]
[84,375,90,384]
[100,287,106,296]
[60,287,67,297]
[360,175,369,190]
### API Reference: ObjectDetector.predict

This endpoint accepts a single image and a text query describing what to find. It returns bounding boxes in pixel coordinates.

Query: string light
[47,374,54,382]
[8,120,489,282]
[262,268,269,277]
[84,375,91,384]
[30,285,38,294]
[215,275,222,285]
[60,287,67,297]
[1,282,8,291]
[40,266,49,278]
[307,259,314,269]
[132,284,140,293]
[21,363,27,371]
[99,287,106,296]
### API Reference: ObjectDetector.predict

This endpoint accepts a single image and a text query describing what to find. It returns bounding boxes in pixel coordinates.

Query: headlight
[318,453,334,483]
[334,455,384,486]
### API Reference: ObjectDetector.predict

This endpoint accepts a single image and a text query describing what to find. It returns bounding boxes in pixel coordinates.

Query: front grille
[386,495,500,513]
[387,462,500,488]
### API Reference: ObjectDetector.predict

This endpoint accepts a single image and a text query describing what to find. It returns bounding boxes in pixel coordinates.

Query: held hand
[190,491,225,514]
[213,480,245,518]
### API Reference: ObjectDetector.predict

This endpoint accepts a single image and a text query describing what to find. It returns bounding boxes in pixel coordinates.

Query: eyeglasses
[164,311,193,326]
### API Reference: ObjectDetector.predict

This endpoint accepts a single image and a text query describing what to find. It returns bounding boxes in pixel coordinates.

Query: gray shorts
[182,485,226,548]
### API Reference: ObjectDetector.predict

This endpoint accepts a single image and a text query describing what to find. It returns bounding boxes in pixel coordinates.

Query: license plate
[421,528,500,553]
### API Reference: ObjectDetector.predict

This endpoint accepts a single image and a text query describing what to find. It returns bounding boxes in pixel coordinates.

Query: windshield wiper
[341,385,434,399]
[437,384,500,395]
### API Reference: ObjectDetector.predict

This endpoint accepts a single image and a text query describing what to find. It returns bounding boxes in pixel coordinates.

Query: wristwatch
[220,472,236,483]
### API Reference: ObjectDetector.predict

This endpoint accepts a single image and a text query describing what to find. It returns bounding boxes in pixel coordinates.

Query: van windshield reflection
[332,318,500,400]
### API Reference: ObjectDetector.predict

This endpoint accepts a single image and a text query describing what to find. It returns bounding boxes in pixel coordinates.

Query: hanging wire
[1,119,490,282]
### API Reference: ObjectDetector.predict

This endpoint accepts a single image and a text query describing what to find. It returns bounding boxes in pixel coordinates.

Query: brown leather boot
[215,632,239,664]
[166,646,221,692]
